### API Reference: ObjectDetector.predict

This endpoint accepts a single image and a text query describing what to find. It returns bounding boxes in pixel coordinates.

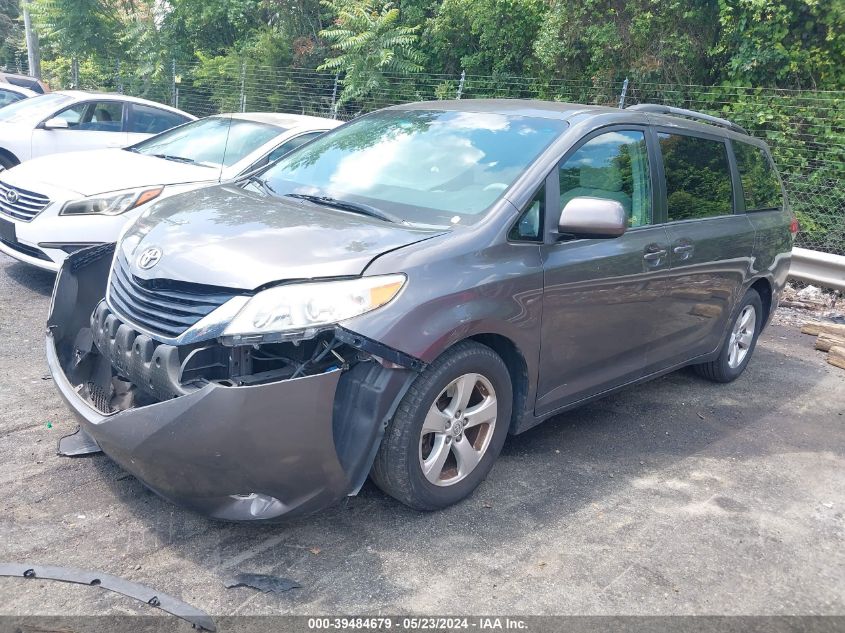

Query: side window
[0,89,24,108]
[56,101,124,131]
[77,101,124,131]
[733,142,782,212]
[559,130,651,228]
[54,102,87,126]
[509,185,545,241]
[130,105,188,134]
[267,132,323,163]
[658,133,734,221]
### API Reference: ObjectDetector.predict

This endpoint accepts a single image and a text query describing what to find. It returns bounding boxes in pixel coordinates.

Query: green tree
[157,0,267,61]
[534,0,720,84]
[427,0,547,76]
[0,0,21,62]
[318,0,423,106]
[714,0,845,89]
[29,0,121,59]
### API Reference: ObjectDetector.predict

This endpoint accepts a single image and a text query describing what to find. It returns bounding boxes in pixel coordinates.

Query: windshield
[262,109,567,226]
[0,93,73,122]
[131,116,284,168]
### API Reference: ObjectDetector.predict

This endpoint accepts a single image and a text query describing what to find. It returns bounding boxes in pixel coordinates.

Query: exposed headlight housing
[221,274,406,345]
[60,187,163,216]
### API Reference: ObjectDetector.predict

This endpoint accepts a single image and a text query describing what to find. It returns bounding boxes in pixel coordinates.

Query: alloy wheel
[418,373,498,486]
[727,305,756,369]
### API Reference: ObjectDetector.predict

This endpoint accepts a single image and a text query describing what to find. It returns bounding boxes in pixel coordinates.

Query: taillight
[789,217,799,234]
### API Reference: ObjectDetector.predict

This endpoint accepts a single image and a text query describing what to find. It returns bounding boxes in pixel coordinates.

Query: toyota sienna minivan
[46,100,795,520]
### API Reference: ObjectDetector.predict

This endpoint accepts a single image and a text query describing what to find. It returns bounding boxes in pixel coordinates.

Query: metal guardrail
[789,247,845,291]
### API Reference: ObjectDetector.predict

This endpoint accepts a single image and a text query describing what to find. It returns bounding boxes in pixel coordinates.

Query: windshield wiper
[244,174,277,196]
[152,153,210,167]
[284,193,403,224]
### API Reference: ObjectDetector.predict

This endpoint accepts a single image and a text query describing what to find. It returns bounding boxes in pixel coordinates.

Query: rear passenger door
[649,130,756,370]
[127,104,190,144]
[537,127,672,415]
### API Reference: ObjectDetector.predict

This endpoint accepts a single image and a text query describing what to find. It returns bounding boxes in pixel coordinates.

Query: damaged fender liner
[0,563,215,631]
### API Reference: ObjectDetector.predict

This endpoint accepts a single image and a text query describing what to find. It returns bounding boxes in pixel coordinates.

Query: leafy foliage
[4,0,844,251]
[427,0,547,76]
[533,0,721,85]
[714,0,845,89]
[318,0,422,106]
[0,0,19,55]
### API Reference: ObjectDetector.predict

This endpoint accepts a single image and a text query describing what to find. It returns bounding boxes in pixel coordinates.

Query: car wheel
[371,340,512,511]
[694,288,763,383]
[0,154,16,172]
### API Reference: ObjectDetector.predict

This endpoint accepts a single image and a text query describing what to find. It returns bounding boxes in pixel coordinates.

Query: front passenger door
[31,100,128,158]
[537,128,671,415]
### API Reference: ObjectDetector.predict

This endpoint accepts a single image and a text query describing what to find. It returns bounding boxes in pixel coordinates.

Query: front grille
[107,253,239,339]
[0,180,50,221]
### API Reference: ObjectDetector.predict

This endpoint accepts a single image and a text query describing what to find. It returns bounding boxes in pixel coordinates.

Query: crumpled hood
[119,184,446,289]
[5,149,218,197]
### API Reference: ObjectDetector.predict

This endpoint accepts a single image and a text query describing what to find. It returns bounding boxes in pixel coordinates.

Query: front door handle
[643,248,667,262]
[673,243,695,260]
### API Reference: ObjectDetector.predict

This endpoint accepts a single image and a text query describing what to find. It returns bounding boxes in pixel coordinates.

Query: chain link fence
[8,57,845,255]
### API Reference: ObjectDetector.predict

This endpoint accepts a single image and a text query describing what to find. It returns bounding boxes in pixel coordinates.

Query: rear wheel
[371,341,512,510]
[694,288,763,383]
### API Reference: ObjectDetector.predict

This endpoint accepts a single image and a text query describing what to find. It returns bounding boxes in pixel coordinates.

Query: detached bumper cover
[48,334,350,519]
[46,245,416,521]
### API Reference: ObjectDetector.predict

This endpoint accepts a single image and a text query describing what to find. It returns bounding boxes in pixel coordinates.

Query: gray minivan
[47,100,795,520]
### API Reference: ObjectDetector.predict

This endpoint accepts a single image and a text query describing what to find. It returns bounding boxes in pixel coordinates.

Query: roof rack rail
[626,104,748,135]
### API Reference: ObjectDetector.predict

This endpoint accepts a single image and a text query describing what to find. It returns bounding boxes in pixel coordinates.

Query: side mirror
[558,197,627,239]
[43,117,69,130]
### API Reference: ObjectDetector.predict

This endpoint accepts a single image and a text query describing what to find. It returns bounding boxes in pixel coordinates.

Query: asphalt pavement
[0,252,843,620]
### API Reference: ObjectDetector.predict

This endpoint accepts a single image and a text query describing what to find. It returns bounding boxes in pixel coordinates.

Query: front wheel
[0,154,16,172]
[371,341,512,511]
[694,288,763,383]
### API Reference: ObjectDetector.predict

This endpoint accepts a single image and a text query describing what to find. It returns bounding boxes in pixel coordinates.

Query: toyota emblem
[137,247,162,270]
[5,189,18,204]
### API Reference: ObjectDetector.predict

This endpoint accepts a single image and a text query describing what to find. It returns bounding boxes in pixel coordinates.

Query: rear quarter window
[733,142,783,212]
[659,133,734,221]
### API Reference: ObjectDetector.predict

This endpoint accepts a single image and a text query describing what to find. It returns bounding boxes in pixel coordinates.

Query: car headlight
[60,187,163,216]
[221,274,406,344]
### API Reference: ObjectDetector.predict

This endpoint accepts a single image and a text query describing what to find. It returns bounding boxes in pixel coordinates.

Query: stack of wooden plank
[801,322,845,370]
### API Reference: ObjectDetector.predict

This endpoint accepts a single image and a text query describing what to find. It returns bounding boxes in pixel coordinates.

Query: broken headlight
[221,274,406,344]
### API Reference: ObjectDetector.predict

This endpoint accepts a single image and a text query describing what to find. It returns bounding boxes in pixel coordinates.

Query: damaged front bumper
[47,245,416,521]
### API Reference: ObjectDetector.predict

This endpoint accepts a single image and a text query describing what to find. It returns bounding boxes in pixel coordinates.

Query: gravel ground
[0,252,843,620]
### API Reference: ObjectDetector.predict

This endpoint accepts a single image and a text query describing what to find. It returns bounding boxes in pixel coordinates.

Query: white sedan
[0,112,340,271]
[0,83,37,109]
[0,90,195,170]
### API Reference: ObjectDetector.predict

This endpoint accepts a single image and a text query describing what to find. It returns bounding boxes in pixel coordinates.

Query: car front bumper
[47,333,353,520]
[47,245,416,521]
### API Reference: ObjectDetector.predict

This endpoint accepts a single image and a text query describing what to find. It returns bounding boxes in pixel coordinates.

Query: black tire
[371,340,512,511]
[694,288,763,383]
[0,153,16,172]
